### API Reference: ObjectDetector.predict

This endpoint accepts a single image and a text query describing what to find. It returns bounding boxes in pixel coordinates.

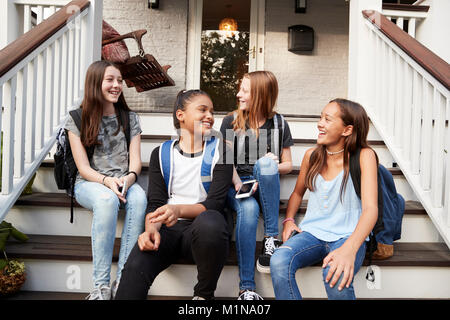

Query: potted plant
[0,221,29,296]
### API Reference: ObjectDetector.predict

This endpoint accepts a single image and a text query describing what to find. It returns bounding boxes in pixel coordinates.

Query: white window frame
[186,0,265,90]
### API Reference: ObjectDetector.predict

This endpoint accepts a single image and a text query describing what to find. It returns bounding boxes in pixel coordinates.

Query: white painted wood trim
[0,1,99,222]
[13,0,70,5]
[249,0,265,72]
[360,12,450,246]
[14,67,27,178]
[382,9,428,19]
[1,76,17,194]
[186,0,203,90]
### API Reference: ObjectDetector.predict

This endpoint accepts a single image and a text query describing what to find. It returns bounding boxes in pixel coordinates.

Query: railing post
[445,97,450,227]
[1,77,17,195]
[82,0,102,75]
[348,0,382,105]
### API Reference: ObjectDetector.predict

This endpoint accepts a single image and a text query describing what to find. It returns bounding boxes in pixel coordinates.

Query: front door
[187,0,265,112]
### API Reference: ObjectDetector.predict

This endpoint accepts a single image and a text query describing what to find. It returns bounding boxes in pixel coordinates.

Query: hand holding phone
[235,179,257,199]
[121,180,127,196]
[289,230,299,239]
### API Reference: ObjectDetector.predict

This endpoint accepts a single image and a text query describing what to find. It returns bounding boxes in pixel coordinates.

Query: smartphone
[289,230,299,239]
[120,180,127,196]
[235,179,257,199]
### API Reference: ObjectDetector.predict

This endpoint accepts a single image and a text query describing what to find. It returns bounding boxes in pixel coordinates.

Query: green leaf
[0,258,7,271]
[0,231,10,252]
[10,226,28,242]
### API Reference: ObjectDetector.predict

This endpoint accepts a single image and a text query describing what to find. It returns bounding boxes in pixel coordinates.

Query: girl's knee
[270,247,291,273]
[127,190,148,215]
[321,267,355,299]
[255,157,278,175]
[93,190,120,212]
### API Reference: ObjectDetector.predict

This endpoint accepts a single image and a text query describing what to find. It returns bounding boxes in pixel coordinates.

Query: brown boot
[372,243,394,260]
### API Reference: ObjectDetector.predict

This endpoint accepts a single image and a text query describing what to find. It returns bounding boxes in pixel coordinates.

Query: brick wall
[103,0,349,115]
[103,0,187,112]
[265,0,349,115]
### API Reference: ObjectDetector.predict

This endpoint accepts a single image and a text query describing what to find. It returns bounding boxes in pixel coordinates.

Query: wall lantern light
[295,0,306,14]
[148,0,159,9]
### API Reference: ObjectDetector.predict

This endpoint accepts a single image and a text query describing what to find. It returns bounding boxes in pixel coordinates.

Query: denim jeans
[226,157,280,291]
[270,231,366,300]
[74,180,147,288]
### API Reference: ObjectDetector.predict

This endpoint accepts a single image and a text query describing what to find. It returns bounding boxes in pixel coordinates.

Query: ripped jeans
[75,180,147,288]
[270,231,366,300]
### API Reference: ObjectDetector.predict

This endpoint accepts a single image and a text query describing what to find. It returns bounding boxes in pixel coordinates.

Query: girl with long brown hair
[270,99,378,300]
[219,71,293,300]
[66,60,147,299]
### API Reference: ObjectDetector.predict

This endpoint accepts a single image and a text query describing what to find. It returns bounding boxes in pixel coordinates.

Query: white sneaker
[85,284,111,300]
[192,296,206,300]
[237,290,263,300]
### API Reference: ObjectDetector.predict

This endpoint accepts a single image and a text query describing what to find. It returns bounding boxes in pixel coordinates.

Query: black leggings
[115,210,230,300]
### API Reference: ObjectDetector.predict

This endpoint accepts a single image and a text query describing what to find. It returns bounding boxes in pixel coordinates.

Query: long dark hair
[80,60,130,147]
[305,98,377,200]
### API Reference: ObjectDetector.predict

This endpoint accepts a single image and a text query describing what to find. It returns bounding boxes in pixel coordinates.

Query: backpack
[272,113,285,158]
[349,148,405,267]
[54,108,131,223]
[159,136,219,196]
[232,112,285,158]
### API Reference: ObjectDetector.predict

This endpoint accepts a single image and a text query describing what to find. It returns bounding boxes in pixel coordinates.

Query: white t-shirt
[167,145,208,206]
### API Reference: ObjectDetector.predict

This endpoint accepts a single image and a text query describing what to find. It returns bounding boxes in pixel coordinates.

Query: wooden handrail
[0,0,90,78]
[363,10,450,90]
[382,3,430,12]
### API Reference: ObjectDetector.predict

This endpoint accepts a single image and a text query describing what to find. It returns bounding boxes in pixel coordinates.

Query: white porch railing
[0,0,102,222]
[359,10,450,247]
[382,4,429,38]
[14,0,71,33]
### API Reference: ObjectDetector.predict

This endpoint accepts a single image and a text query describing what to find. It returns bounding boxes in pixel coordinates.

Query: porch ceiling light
[219,17,238,32]
[148,0,159,9]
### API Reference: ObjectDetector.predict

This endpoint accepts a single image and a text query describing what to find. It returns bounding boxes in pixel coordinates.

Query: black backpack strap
[349,147,375,265]
[349,147,362,199]
[69,108,82,129]
[349,147,383,267]
[69,108,94,159]
[278,113,285,157]
[70,183,75,224]
[272,113,285,158]
[67,108,93,223]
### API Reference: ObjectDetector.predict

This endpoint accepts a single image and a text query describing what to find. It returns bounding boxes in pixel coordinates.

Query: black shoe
[257,236,281,273]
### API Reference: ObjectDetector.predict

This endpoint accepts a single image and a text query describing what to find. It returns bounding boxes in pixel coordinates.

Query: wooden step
[14,192,425,216]
[1,291,238,300]
[40,160,403,177]
[140,134,387,146]
[6,234,450,268]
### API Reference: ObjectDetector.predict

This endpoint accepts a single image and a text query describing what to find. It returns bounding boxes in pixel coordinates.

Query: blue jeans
[226,157,280,291]
[74,180,147,288]
[270,231,366,300]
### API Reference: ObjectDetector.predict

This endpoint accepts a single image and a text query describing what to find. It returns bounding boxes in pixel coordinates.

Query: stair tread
[14,192,426,215]
[6,234,450,267]
[139,134,386,146]
[40,161,404,176]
